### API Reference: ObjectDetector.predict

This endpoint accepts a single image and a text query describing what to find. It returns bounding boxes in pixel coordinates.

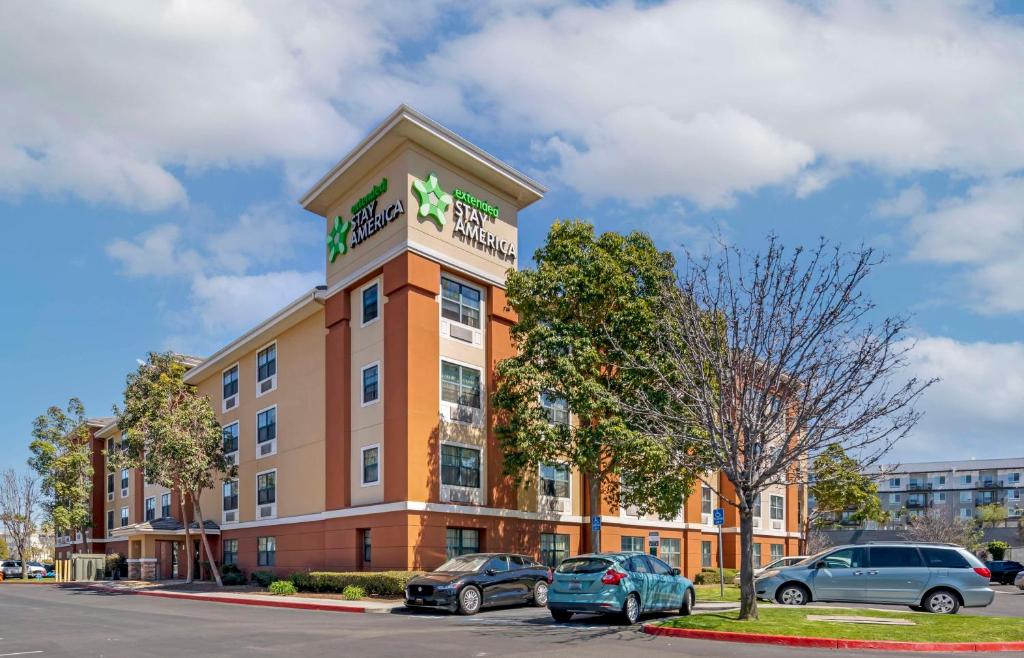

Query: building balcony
[976,480,1003,489]
[975,498,997,506]
[908,482,933,491]
[905,500,930,509]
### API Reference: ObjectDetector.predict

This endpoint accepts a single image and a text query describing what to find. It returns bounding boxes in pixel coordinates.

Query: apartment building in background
[816,457,1024,529]
[56,106,802,579]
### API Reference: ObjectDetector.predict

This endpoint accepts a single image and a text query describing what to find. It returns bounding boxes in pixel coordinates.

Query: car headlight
[758,569,781,580]
[435,583,457,591]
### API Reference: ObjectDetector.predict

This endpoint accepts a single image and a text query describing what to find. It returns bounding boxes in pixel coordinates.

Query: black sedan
[405,553,552,615]
[986,560,1024,585]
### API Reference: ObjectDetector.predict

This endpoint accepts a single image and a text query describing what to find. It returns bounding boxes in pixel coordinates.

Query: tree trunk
[178,492,193,583]
[193,497,222,587]
[588,474,601,553]
[738,502,759,621]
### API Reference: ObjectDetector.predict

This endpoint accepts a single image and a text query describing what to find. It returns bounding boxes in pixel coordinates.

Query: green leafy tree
[494,221,699,552]
[803,445,888,551]
[977,503,1008,528]
[0,535,9,560]
[112,352,235,585]
[28,398,94,546]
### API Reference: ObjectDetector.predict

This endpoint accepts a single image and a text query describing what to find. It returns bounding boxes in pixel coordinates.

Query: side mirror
[671,568,681,576]
[485,568,497,576]
[814,561,827,570]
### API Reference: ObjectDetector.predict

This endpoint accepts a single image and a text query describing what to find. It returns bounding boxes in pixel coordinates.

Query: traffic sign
[591,516,601,533]
[712,508,725,526]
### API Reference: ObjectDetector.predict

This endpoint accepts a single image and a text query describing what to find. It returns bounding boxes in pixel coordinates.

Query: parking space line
[0,651,45,657]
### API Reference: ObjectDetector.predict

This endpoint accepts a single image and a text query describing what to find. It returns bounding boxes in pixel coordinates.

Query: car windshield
[556,557,612,574]
[435,556,488,573]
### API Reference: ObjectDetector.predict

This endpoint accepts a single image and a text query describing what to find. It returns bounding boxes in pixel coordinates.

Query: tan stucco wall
[350,275,385,507]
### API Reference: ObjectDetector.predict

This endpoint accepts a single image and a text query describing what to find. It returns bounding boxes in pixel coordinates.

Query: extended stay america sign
[412,172,516,263]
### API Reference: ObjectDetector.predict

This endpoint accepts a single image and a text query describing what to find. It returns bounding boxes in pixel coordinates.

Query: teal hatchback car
[547,552,695,624]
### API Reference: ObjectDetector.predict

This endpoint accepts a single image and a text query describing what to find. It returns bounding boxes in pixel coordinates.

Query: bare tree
[0,469,40,579]
[616,236,934,620]
[904,510,983,551]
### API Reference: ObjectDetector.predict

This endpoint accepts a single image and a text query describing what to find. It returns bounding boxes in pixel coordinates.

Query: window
[701,541,712,568]
[889,478,901,488]
[145,497,155,522]
[937,492,947,502]
[441,361,482,409]
[361,282,379,325]
[223,365,238,401]
[257,407,276,444]
[540,464,570,498]
[540,392,569,425]
[223,480,238,511]
[1010,473,1021,484]
[106,510,114,536]
[752,493,762,517]
[441,444,480,488]
[821,547,867,569]
[752,543,762,568]
[257,472,276,505]
[257,344,277,384]
[361,529,372,564]
[770,495,784,520]
[107,473,114,494]
[870,546,923,568]
[701,486,712,515]
[107,438,114,456]
[361,445,380,485]
[960,507,970,518]
[120,506,129,527]
[361,363,379,405]
[621,536,644,552]
[648,556,673,575]
[960,474,972,485]
[540,533,569,568]
[959,491,971,503]
[446,528,480,558]
[624,555,651,573]
[441,277,481,328]
[257,536,276,566]
[121,468,129,491]
[161,492,171,518]
[889,493,901,504]
[222,422,239,454]
[661,538,681,569]
[938,475,946,485]
[770,544,784,561]
[921,547,970,569]
[223,539,238,565]
[485,556,510,573]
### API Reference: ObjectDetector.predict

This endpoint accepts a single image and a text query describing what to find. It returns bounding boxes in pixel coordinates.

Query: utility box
[71,553,106,581]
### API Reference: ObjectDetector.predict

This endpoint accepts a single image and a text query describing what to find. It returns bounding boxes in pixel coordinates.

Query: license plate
[568,581,582,591]
[413,598,423,605]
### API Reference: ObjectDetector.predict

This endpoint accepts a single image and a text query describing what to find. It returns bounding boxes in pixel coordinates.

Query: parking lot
[0,584,1022,658]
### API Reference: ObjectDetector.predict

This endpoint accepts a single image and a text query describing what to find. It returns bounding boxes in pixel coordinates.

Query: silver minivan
[755,542,994,614]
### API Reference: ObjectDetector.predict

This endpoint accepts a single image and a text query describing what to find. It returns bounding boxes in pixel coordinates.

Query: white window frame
[222,478,239,525]
[120,468,130,498]
[770,494,785,521]
[255,404,278,459]
[120,506,129,528]
[889,477,901,488]
[439,440,484,505]
[160,492,171,518]
[144,496,155,522]
[222,362,240,412]
[439,273,485,348]
[256,340,278,397]
[538,462,571,514]
[256,468,278,520]
[222,421,239,465]
[360,361,381,407]
[539,392,570,426]
[360,443,381,487]
[439,358,484,427]
[359,279,381,328]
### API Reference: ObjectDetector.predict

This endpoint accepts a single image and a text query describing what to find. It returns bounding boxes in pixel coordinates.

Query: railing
[908,482,933,491]
[905,499,930,509]
[976,480,1003,488]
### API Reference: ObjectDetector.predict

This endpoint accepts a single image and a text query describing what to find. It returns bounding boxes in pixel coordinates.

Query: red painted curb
[642,624,1024,653]
[62,583,369,614]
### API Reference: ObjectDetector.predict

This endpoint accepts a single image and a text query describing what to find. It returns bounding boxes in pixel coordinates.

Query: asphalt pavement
[0,584,1021,658]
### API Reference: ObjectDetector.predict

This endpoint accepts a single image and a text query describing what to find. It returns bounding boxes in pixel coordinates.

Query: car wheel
[776,584,809,606]
[679,587,694,616]
[923,589,960,614]
[621,593,641,625]
[551,609,573,622]
[458,585,482,615]
[532,581,549,607]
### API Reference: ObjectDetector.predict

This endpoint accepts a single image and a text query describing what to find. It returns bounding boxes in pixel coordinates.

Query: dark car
[405,553,552,615]
[986,560,1024,585]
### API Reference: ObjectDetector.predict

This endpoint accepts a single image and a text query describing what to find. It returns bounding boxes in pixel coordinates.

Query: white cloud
[905,177,1024,313]
[188,270,322,337]
[106,224,201,277]
[894,336,1024,461]
[873,184,926,218]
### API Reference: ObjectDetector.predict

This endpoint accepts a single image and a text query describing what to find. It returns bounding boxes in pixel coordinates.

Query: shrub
[694,568,738,585]
[342,585,366,600]
[269,580,297,596]
[220,563,246,586]
[250,570,276,588]
[290,571,423,597]
[987,540,1011,560]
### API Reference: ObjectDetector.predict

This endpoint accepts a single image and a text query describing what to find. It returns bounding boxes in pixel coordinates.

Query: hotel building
[57,106,802,579]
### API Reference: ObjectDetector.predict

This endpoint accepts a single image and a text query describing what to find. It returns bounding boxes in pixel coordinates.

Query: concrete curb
[642,624,1024,653]
[63,583,391,614]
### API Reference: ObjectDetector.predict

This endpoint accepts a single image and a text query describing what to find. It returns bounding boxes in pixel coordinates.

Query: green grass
[658,607,1024,642]
[694,584,740,602]
[0,577,56,584]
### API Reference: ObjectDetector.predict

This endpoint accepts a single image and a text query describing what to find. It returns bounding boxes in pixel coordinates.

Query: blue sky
[2,0,1024,471]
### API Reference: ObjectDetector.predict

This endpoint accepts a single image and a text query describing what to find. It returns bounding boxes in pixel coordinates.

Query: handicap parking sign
[712,508,725,526]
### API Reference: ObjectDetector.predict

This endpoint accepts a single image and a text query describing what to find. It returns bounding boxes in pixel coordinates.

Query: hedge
[269,580,297,596]
[693,568,738,585]
[290,571,423,596]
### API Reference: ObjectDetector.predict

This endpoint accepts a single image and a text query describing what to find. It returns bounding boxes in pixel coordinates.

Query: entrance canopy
[111,518,220,580]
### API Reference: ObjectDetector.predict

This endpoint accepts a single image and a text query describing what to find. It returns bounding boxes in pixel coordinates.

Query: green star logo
[327,215,351,262]
[412,172,452,229]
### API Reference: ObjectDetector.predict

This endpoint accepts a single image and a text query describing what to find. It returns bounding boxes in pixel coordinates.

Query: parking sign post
[712,508,725,598]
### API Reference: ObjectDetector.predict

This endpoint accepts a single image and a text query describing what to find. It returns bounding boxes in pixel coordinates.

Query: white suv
[1,560,46,578]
